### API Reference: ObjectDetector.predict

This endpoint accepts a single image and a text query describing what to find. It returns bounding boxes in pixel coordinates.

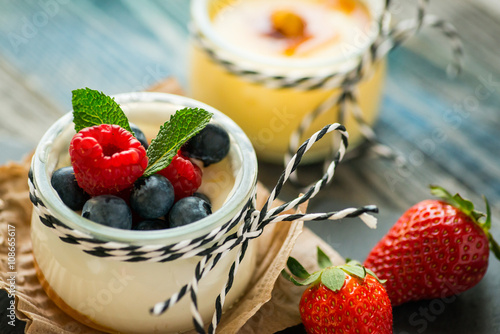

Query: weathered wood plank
[0,57,63,162]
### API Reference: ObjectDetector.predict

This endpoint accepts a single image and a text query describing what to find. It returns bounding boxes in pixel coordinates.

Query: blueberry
[82,195,132,229]
[134,219,169,231]
[51,166,90,210]
[181,124,230,166]
[168,196,212,228]
[130,123,149,149]
[193,192,211,206]
[130,175,175,219]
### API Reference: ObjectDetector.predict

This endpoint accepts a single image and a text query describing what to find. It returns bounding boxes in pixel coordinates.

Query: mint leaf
[144,108,212,177]
[72,88,132,134]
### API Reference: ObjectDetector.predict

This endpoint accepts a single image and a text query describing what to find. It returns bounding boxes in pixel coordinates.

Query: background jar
[29,92,258,333]
[189,0,387,163]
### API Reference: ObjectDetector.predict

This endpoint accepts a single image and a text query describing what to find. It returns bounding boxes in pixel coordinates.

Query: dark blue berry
[181,124,230,166]
[134,219,169,231]
[51,166,90,210]
[168,196,212,228]
[82,195,132,229]
[130,123,149,149]
[193,192,211,206]
[130,175,175,219]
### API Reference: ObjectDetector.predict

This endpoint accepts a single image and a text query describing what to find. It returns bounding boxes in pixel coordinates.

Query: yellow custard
[189,0,387,163]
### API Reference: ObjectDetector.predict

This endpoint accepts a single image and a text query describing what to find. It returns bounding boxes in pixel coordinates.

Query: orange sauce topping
[327,0,357,13]
[269,10,311,56]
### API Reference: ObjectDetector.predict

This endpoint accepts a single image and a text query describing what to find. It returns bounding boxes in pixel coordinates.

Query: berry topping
[157,152,202,200]
[134,219,169,231]
[69,124,148,196]
[130,123,149,149]
[130,174,175,219]
[81,195,132,229]
[51,166,90,210]
[181,124,230,166]
[168,196,212,228]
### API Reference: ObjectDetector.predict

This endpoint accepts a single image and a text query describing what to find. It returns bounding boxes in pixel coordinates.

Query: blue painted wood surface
[1,0,500,333]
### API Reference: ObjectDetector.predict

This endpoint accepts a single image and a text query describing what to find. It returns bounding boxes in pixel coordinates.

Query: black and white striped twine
[30,123,378,333]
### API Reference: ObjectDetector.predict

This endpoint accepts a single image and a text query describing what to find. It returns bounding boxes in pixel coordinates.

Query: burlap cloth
[0,80,344,333]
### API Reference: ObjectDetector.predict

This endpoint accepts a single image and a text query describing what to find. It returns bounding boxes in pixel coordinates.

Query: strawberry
[364,185,500,306]
[283,248,393,334]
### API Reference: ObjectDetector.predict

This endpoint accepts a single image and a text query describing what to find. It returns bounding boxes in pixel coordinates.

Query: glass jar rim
[191,0,387,71]
[31,92,258,246]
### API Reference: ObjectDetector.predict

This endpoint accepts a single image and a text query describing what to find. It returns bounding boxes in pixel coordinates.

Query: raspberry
[157,152,202,201]
[69,124,148,196]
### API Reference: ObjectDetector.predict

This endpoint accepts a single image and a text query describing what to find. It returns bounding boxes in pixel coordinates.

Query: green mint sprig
[144,108,212,177]
[72,88,133,134]
[71,88,213,177]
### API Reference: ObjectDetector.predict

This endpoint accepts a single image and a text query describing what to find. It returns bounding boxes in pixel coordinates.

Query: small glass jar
[189,0,387,163]
[29,92,258,333]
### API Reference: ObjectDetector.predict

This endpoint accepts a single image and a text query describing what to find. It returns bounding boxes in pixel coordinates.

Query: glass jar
[29,92,258,333]
[188,0,387,163]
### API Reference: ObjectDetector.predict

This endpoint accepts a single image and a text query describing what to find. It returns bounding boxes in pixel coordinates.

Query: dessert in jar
[29,92,258,333]
[189,0,387,163]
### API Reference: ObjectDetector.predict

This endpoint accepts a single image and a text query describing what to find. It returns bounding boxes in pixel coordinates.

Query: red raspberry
[157,152,202,201]
[69,124,148,196]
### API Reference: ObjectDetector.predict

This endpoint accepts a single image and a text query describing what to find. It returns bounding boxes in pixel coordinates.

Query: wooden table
[1,1,500,333]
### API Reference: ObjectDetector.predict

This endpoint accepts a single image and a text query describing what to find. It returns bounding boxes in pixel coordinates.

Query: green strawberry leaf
[317,247,333,269]
[286,257,310,279]
[321,268,346,292]
[281,270,321,286]
[365,268,387,284]
[488,234,500,261]
[339,263,366,280]
[483,195,492,230]
[72,88,133,134]
[452,193,474,215]
[299,271,322,286]
[345,259,363,267]
[281,269,294,282]
[430,185,453,201]
[144,108,212,177]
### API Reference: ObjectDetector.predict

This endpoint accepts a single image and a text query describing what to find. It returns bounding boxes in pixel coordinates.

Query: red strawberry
[364,186,500,306]
[69,124,148,196]
[157,152,202,201]
[283,248,393,334]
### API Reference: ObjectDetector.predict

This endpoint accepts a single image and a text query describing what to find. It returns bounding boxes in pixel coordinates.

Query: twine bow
[149,122,378,333]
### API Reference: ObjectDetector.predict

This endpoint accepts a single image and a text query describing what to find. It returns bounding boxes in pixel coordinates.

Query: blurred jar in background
[189,0,388,163]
